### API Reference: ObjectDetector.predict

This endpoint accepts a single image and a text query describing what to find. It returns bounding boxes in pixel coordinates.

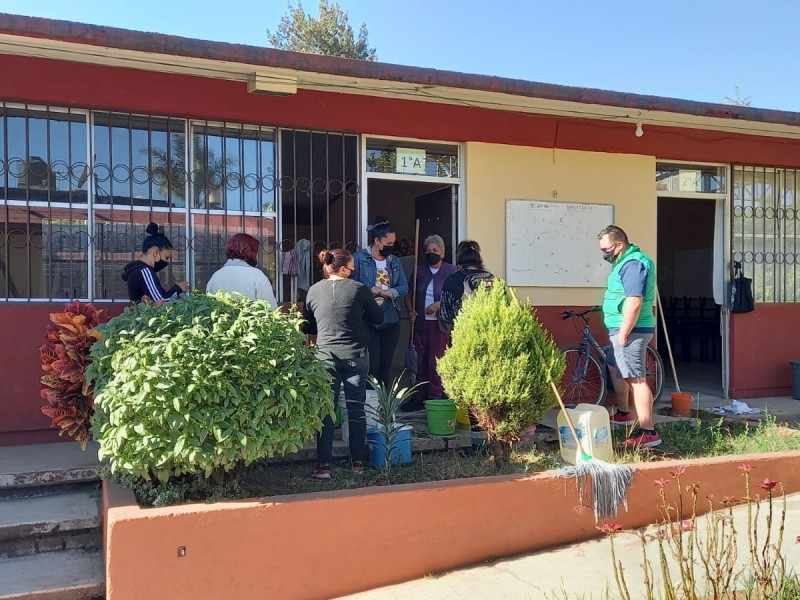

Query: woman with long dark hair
[301,248,383,478]
[122,222,190,303]
[352,216,409,388]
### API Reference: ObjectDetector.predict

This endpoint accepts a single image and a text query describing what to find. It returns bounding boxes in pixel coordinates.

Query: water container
[367,425,413,467]
[556,403,614,465]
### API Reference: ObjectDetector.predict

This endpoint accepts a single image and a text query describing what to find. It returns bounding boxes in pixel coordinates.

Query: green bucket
[424,399,457,436]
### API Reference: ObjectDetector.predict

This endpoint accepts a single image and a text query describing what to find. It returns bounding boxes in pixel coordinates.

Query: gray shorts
[605,330,653,379]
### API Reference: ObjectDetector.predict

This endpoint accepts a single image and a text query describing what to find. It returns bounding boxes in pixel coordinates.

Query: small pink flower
[721,495,737,507]
[738,464,753,472]
[795,535,800,544]
[598,523,623,535]
[672,465,687,477]
[757,479,779,492]
[679,520,694,532]
[653,478,669,487]
[653,528,671,541]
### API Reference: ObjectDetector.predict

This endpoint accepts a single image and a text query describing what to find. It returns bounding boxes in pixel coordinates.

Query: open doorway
[366,179,458,384]
[657,197,723,396]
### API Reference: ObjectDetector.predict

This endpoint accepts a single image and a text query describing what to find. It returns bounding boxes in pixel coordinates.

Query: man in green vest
[597,225,660,448]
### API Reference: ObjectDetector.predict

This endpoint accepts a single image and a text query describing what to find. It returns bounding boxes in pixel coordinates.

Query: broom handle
[409,219,420,345]
[654,285,681,393]
[508,288,589,457]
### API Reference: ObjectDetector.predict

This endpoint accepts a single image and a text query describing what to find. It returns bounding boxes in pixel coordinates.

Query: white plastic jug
[556,403,614,465]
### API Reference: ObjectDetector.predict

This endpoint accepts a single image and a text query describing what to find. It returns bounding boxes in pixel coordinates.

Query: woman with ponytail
[301,248,383,478]
[122,222,190,303]
[352,216,409,388]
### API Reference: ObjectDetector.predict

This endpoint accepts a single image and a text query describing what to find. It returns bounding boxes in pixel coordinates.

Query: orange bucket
[671,392,692,417]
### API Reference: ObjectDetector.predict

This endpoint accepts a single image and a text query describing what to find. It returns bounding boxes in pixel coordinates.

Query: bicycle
[559,307,664,405]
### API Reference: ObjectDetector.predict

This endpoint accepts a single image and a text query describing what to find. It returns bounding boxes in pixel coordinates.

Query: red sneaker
[623,430,662,448]
[351,461,367,474]
[610,412,636,427]
[311,464,332,479]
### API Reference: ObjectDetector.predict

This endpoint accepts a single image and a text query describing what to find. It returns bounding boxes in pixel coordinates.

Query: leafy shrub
[437,281,564,467]
[87,292,332,482]
[40,301,108,449]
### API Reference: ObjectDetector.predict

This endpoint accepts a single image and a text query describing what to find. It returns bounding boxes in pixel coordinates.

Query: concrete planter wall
[103,451,800,600]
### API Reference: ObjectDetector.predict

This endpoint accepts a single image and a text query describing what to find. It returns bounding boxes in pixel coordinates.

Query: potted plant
[437,281,565,469]
[86,291,332,484]
[365,374,424,479]
[40,301,109,450]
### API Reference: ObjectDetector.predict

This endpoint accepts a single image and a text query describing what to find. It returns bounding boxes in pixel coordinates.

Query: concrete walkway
[341,493,800,599]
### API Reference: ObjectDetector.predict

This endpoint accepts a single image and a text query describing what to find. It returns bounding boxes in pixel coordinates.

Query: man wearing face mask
[122,222,190,303]
[597,225,660,448]
[206,233,277,308]
[403,234,457,410]
[352,216,409,389]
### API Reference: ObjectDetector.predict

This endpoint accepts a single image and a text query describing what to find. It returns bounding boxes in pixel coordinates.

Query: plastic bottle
[556,403,614,465]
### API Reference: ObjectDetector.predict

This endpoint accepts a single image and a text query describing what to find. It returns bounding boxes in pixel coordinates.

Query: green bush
[437,281,564,466]
[87,292,332,482]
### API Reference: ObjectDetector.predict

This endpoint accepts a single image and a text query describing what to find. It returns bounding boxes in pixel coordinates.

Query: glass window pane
[0,204,88,298]
[656,163,726,194]
[366,139,459,178]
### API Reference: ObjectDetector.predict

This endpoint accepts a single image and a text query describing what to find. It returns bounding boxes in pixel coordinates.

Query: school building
[2,13,799,445]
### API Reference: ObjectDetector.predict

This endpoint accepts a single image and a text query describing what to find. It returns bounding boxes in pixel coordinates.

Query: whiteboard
[505,199,614,287]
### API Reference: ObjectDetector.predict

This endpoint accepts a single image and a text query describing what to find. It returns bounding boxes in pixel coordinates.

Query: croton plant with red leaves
[40,301,108,449]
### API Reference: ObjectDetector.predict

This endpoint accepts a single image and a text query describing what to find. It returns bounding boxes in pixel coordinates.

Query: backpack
[439,270,495,331]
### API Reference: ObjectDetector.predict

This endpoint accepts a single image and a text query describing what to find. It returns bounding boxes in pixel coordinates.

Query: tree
[724,86,752,107]
[267,1,377,61]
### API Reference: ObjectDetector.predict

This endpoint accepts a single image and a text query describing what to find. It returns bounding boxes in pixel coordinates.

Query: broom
[511,288,634,521]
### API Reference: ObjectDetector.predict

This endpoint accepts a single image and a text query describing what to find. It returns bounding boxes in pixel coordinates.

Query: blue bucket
[367,426,412,468]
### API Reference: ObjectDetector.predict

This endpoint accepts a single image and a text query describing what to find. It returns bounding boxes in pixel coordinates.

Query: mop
[513,288,634,521]
[405,219,420,385]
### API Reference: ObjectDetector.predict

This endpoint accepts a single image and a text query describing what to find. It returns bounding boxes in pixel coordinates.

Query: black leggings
[368,322,400,389]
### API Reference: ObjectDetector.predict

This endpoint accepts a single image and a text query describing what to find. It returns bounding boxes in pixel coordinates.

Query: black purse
[729,261,754,314]
[375,297,399,330]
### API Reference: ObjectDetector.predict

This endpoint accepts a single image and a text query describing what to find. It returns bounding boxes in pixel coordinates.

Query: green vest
[602,244,655,330]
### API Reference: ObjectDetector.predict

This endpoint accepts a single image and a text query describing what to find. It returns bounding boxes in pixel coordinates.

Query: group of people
[123,219,660,478]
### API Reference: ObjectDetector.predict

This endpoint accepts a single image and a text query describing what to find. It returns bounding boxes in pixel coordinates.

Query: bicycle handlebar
[560,306,602,320]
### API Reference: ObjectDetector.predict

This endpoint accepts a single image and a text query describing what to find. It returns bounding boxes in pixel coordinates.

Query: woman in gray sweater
[301,249,383,478]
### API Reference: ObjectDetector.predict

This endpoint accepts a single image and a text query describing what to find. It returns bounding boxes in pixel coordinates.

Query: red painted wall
[729,304,800,399]
[0,303,125,446]
[2,54,800,167]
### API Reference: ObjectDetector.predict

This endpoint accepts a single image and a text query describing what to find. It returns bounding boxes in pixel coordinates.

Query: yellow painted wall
[464,142,656,306]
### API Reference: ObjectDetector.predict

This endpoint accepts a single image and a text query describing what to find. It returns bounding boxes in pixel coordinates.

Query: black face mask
[602,252,616,264]
[425,252,441,266]
[154,260,169,272]
[379,245,395,258]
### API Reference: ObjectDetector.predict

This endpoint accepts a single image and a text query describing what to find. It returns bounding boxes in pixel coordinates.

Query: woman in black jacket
[122,223,190,303]
[301,248,383,478]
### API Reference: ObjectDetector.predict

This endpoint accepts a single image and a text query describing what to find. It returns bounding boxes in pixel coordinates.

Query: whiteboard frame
[504,198,615,287]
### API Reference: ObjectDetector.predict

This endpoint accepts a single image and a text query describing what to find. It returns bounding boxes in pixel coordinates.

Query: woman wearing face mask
[122,222,190,303]
[403,234,457,410]
[205,233,277,308]
[352,216,409,389]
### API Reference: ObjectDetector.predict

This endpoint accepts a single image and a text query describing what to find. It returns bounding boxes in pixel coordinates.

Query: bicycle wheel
[560,346,606,405]
[645,345,664,402]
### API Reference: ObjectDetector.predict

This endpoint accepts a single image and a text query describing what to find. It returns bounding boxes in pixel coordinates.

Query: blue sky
[4,0,799,111]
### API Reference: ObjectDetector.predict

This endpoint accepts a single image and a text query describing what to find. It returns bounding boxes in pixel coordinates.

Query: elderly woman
[206,233,277,308]
[403,234,457,410]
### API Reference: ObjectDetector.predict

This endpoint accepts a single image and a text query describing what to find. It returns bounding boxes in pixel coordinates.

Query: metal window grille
[278,129,359,303]
[732,165,800,303]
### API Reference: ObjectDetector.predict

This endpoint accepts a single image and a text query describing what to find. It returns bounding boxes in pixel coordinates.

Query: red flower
[738,464,753,472]
[795,536,800,545]
[598,523,623,535]
[757,479,779,491]
[672,465,687,477]
[653,478,669,487]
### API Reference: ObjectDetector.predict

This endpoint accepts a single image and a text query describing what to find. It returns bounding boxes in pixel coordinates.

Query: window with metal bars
[732,165,800,303]
[0,103,282,301]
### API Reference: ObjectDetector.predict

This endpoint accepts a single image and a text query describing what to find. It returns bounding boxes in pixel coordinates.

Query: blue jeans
[317,354,369,464]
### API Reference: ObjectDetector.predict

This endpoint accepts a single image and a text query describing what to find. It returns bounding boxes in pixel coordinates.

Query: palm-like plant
[366,374,424,478]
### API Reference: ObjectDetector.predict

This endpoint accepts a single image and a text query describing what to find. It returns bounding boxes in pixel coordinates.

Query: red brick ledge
[103,451,800,600]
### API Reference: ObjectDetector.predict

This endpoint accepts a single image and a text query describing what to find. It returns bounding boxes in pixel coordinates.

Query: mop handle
[509,288,590,458]
[654,285,681,393]
[409,219,420,345]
